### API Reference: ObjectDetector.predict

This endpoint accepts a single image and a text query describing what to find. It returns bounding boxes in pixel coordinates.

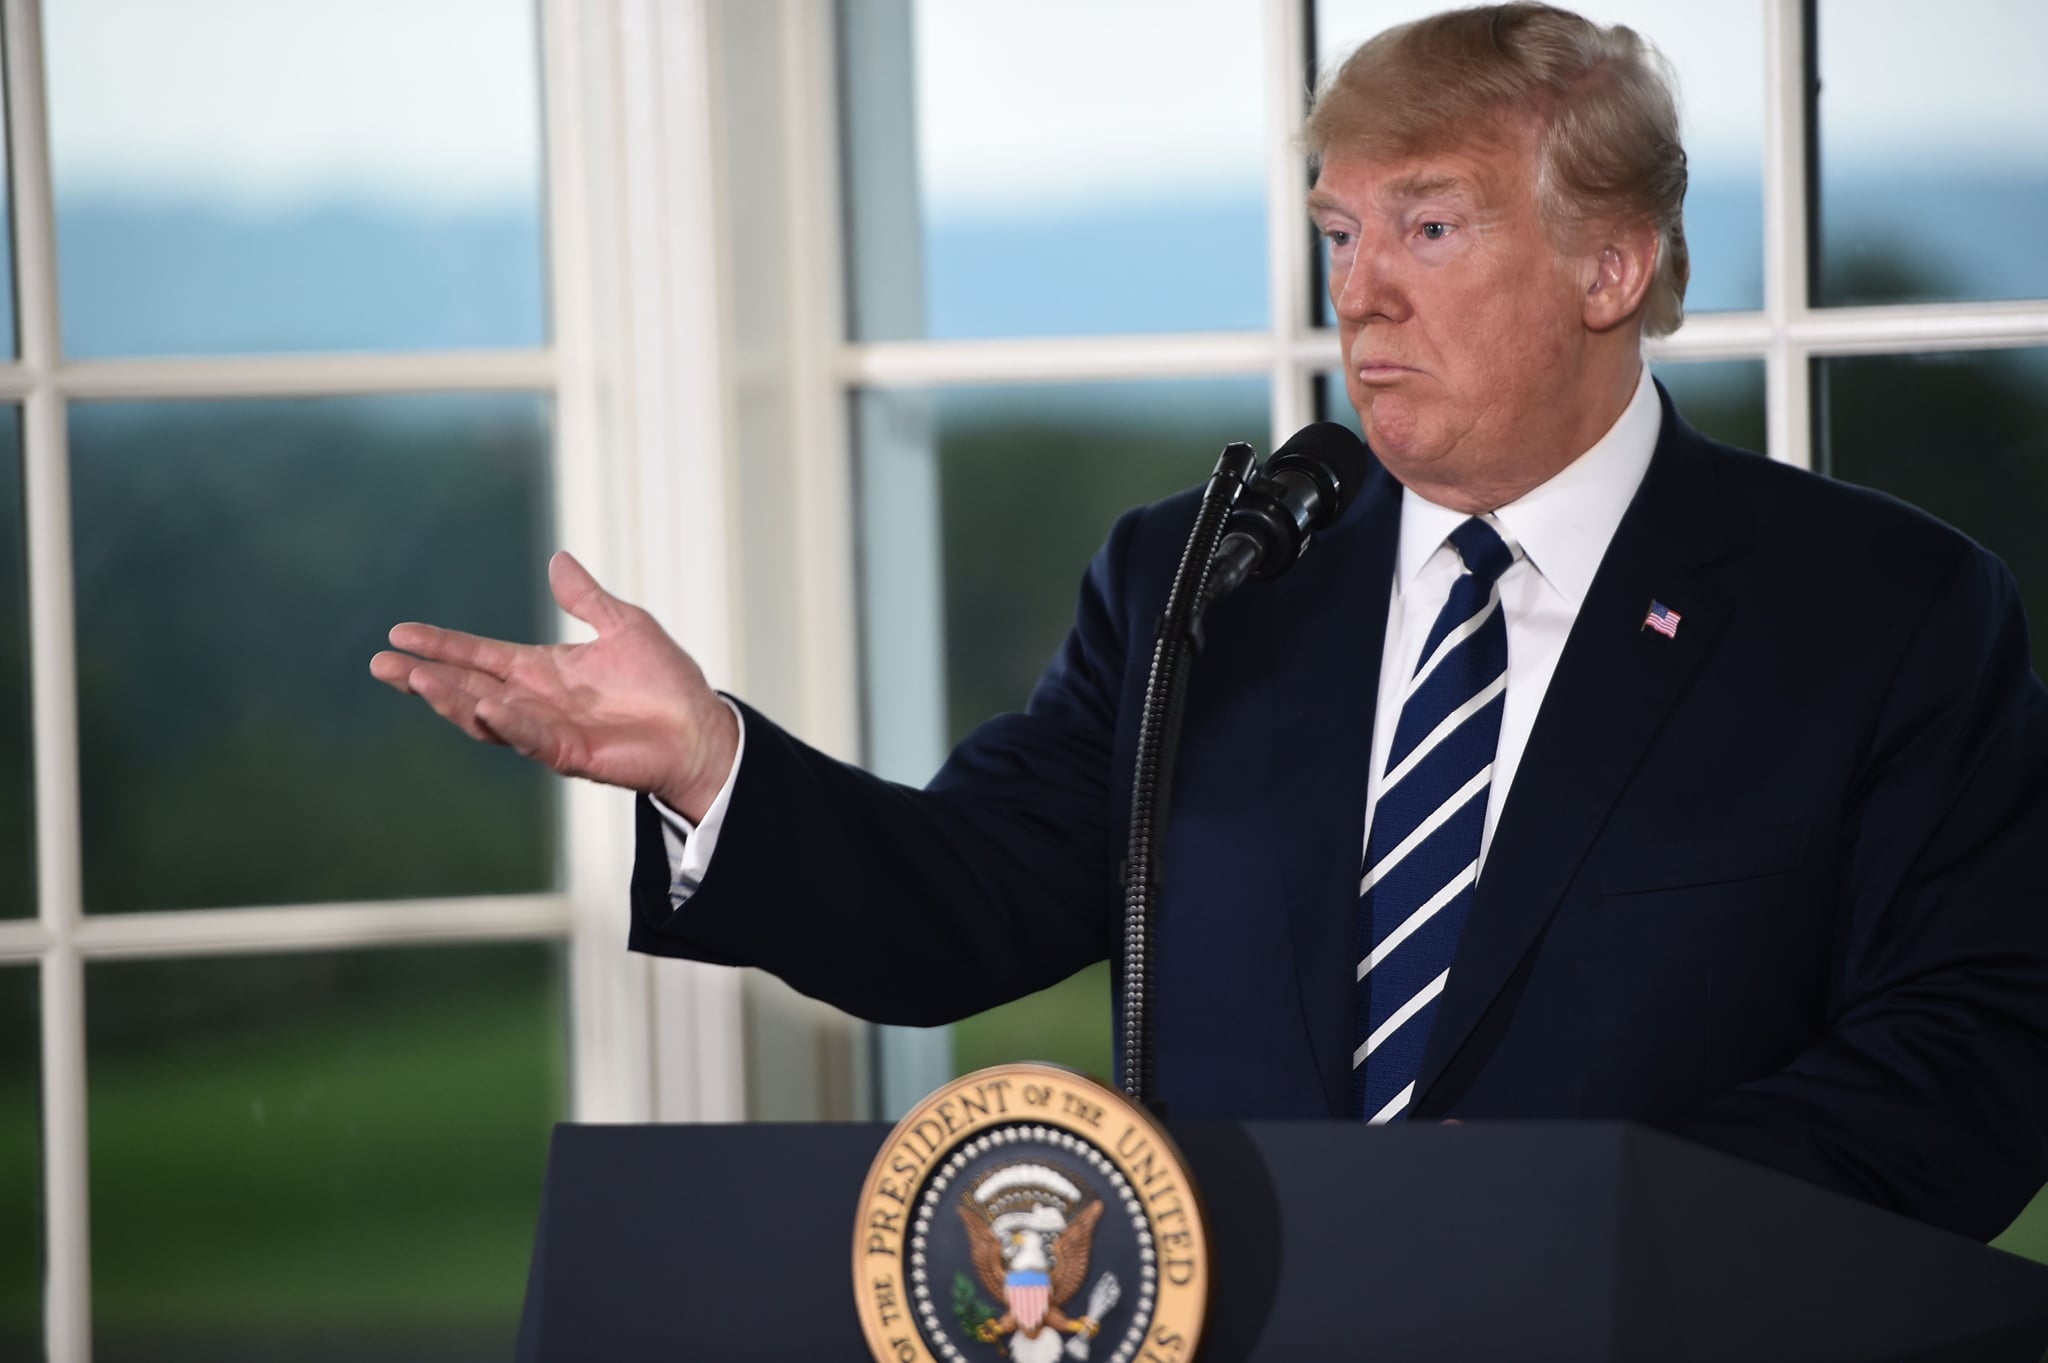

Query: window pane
[1816,2,2048,306]
[1313,1,1764,317]
[0,413,26,920]
[46,0,546,357]
[2000,1188,2048,1267]
[0,968,37,1360]
[70,395,557,913]
[88,943,565,1361]
[840,0,1267,340]
[1652,359,1766,456]
[1820,348,2048,680]
[857,378,1269,1087]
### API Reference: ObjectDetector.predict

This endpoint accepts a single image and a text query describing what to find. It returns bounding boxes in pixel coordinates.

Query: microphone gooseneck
[1117,423,1372,1110]
[1118,440,1255,1110]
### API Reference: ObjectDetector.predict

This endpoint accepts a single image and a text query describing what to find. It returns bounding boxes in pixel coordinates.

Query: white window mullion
[1761,0,1813,470]
[5,0,92,1356]
[843,332,1280,389]
[0,919,44,962]
[1265,0,1314,445]
[538,0,664,1128]
[57,350,557,401]
[1791,302,2048,358]
[70,896,572,961]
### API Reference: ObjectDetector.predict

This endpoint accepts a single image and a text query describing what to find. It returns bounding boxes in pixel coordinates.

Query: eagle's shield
[1004,1270,1050,1331]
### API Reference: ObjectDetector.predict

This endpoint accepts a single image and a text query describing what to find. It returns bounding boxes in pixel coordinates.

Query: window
[826,0,2048,1260]
[0,3,752,1356]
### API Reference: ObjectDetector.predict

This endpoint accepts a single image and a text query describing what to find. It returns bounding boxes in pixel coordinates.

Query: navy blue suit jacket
[631,386,2048,1239]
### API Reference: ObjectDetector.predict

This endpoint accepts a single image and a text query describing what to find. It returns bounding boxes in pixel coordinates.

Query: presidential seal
[854,1064,1209,1363]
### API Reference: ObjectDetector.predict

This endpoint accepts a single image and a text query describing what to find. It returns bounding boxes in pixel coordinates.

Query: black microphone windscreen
[1266,422,1373,523]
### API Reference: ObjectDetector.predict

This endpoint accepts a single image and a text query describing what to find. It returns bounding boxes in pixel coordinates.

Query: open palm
[369,551,737,819]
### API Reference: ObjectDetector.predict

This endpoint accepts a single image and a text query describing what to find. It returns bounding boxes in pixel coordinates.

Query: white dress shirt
[658,366,1663,907]
[1373,365,1660,874]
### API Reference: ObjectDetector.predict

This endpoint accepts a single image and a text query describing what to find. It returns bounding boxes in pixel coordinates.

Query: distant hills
[35,165,2048,357]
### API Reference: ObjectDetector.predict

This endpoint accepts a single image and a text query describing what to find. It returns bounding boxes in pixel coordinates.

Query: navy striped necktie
[1354,516,1519,1123]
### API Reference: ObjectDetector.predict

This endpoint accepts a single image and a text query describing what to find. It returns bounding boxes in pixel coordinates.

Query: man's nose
[1330,241,1406,324]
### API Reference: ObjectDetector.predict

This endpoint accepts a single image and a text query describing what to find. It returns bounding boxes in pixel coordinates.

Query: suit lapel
[1412,396,1741,1111]
[1262,459,1401,1117]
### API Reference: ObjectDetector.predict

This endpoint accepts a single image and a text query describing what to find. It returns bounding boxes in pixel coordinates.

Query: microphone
[1202,421,1372,607]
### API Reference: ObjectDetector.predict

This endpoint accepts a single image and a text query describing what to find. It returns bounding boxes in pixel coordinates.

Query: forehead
[1306,135,1539,216]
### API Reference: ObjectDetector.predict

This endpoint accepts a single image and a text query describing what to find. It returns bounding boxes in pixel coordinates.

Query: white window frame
[747,0,2048,1113]
[1,1,747,1357]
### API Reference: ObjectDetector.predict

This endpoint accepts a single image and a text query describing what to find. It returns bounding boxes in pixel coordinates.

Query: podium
[516,1120,2048,1361]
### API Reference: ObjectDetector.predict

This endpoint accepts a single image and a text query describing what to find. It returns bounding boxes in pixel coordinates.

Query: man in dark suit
[372,3,2048,1241]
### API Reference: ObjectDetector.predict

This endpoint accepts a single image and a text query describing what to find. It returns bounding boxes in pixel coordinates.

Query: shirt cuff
[650,696,746,911]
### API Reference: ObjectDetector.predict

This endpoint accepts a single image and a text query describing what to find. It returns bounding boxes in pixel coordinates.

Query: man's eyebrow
[1382,172,1474,203]
[1305,172,1478,215]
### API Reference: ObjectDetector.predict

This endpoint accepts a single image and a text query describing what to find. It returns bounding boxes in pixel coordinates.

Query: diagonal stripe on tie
[1359,764,1491,896]
[1360,860,1478,977]
[1380,671,1507,793]
[1355,968,1448,1066]
[1355,516,1519,1121]
[1405,584,1503,701]
[1368,1081,1417,1125]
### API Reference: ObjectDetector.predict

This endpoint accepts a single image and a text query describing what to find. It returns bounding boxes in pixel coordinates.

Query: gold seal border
[852,1063,1211,1363]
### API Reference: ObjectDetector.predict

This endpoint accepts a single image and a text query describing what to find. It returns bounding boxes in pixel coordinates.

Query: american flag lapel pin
[1642,599,1682,638]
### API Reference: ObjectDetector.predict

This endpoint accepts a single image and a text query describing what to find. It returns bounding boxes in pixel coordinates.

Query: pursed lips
[1355,360,1419,382]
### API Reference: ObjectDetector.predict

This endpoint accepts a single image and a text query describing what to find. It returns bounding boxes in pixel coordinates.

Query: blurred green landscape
[65,397,559,914]
[0,946,564,1363]
[0,398,571,1356]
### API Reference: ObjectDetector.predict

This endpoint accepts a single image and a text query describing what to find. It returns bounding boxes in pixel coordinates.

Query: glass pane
[70,395,557,913]
[1816,1,2048,306]
[840,0,1267,341]
[858,378,1270,1084]
[88,943,566,1361]
[0,413,27,920]
[1313,0,1764,318]
[1997,1186,2048,1267]
[0,968,37,1360]
[46,0,546,357]
[1820,348,2048,679]
[1652,359,1766,456]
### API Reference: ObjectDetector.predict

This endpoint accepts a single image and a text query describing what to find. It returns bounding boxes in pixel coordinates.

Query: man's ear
[1582,221,1659,333]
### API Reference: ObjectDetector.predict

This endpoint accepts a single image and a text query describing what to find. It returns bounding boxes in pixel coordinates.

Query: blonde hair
[1305,3,1691,337]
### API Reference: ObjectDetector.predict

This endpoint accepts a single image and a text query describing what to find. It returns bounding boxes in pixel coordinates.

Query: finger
[407,660,504,705]
[474,694,559,763]
[548,550,633,634]
[408,666,504,745]
[369,650,420,692]
[386,622,522,679]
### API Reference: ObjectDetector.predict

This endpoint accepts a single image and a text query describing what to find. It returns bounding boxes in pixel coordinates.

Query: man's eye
[1419,221,1453,241]
[1323,228,1353,248]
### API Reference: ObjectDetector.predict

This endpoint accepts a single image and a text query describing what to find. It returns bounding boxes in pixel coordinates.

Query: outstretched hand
[369,551,739,821]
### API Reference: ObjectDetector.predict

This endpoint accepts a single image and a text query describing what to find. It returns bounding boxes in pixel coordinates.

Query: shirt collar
[1394,364,1661,605]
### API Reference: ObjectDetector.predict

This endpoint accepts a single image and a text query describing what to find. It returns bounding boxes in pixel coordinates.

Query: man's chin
[1354,395,1434,463]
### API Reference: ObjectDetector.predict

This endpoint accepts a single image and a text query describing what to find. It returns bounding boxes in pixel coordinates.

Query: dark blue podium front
[516,1120,2048,1362]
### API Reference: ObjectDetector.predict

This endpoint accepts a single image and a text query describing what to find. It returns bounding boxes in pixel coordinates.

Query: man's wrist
[656,695,741,822]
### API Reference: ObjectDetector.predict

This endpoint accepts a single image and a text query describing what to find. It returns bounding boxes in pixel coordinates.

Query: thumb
[548,550,631,633]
